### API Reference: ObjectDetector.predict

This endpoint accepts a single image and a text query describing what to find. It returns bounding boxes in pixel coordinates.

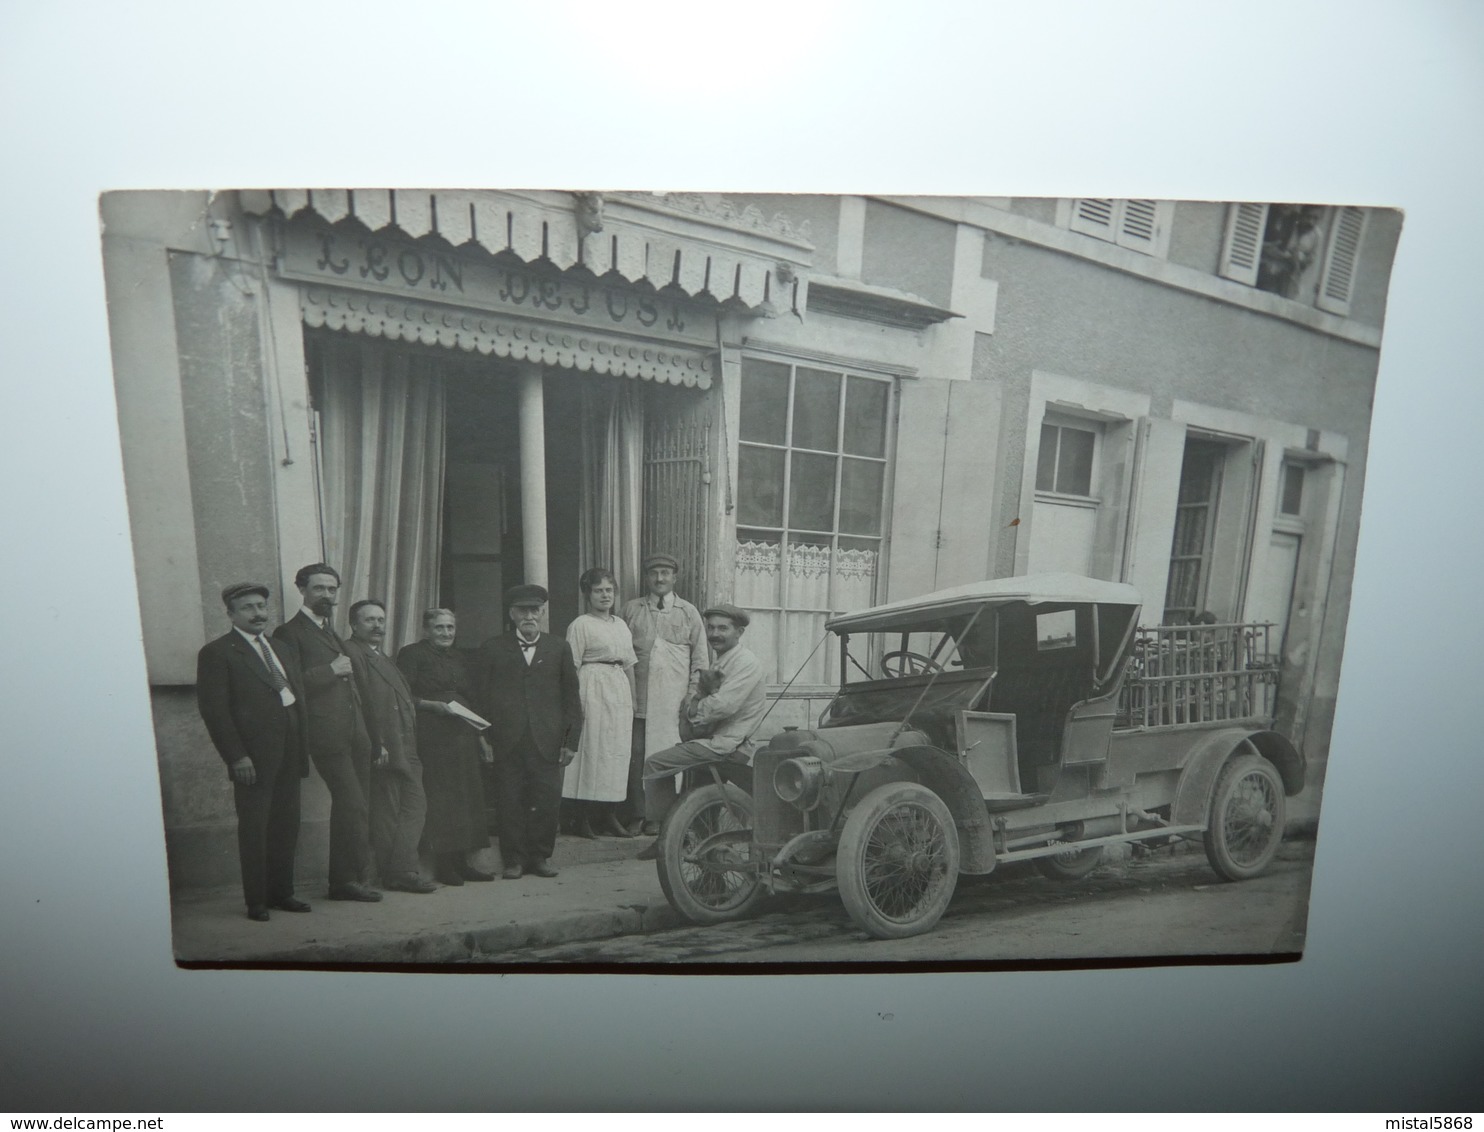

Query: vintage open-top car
[654,572,1304,939]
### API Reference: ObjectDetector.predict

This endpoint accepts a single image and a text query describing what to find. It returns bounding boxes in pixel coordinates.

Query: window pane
[1036,424,1059,492]
[1055,426,1095,495]
[737,445,785,527]
[1178,442,1223,504]
[789,451,837,531]
[792,367,841,451]
[839,458,885,535]
[739,358,789,444]
[1171,504,1209,557]
[1281,464,1305,515]
[843,376,889,457]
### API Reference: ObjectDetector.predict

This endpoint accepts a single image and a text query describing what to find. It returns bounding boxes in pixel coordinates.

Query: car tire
[656,783,764,925]
[837,781,960,939]
[1203,753,1286,881]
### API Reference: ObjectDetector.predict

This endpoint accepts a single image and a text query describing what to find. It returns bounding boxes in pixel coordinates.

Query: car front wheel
[1204,753,1286,881]
[837,781,960,939]
[656,783,764,924]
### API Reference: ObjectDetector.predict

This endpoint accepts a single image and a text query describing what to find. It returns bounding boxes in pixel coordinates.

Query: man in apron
[620,553,708,835]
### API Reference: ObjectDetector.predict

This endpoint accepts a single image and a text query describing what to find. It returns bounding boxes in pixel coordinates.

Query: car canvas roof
[824,573,1143,634]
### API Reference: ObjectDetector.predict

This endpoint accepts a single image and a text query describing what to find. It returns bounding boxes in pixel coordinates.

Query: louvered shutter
[1069,199,1118,240]
[1219,203,1269,285]
[1115,199,1167,254]
[1316,206,1367,316]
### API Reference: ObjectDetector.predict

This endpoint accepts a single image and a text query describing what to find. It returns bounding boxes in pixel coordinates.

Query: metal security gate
[642,388,712,609]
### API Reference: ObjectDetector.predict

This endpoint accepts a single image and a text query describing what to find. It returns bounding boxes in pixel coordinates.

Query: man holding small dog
[636,604,765,860]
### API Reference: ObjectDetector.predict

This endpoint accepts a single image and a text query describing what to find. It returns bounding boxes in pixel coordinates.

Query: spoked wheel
[837,781,960,939]
[1204,753,1286,881]
[1034,845,1104,881]
[656,783,764,924]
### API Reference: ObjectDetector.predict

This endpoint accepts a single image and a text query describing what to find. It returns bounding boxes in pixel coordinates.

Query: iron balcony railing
[1116,622,1281,729]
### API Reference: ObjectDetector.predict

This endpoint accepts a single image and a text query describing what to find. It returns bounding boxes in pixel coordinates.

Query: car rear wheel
[1034,845,1104,881]
[1204,753,1286,881]
[656,783,764,925]
[837,781,960,939]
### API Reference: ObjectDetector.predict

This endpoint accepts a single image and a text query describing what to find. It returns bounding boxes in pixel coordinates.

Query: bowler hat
[642,553,680,573]
[221,581,270,608]
[701,603,750,628]
[504,583,550,608]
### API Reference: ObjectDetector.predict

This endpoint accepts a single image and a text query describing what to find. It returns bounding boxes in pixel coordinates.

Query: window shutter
[1069,199,1117,240]
[1219,202,1269,286]
[1114,199,1169,256]
[1316,206,1367,317]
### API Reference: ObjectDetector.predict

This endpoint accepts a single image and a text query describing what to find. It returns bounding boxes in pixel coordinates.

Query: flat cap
[701,603,750,628]
[504,583,550,607]
[221,581,270,607]
[642,553,680,573]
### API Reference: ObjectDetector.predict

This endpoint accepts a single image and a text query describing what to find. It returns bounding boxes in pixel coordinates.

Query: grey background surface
[2,0,1480,1111]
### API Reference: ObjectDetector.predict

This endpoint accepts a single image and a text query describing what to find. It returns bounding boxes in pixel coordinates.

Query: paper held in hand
[446,701,492,731]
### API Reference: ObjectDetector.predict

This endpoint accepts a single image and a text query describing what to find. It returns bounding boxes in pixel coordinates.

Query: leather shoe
[247,905,270,922]
[502,863,525,880]
[271,897,312,913]
[641,821,661,837]
[385,875,438,894]
[328,883,383,902]
[636,840,659,861]
[436,868,465,887]
[526,858,559,878]
[460,864,496,882]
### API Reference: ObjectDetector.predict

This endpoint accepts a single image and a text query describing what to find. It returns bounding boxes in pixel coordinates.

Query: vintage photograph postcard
[100,190,1399,968]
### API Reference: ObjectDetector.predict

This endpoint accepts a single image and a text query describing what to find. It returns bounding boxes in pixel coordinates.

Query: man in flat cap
[196,582,310,921]
[477,584,583,879]
[272,563,380,902]
[637,604,765,860]
[620,552,707,834]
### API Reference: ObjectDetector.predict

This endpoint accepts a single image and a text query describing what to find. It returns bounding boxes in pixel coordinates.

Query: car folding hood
[824,573,1143,634]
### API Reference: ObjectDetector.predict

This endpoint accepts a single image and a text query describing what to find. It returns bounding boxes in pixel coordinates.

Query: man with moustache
[344,599,436,894]
[477,585,583,879]
[636,604,765,861]
[196,582,310,921]
[272,563,380,902]
[620,553,707,835]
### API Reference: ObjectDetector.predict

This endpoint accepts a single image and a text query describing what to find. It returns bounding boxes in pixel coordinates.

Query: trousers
[370,751,427,882]
[309,741,372,889]
[232,747,301,910]
[642,740,746,825]
[491,729,563,867]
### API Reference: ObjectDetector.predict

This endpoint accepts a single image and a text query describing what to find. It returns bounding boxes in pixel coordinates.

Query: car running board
[982,791,1050,812]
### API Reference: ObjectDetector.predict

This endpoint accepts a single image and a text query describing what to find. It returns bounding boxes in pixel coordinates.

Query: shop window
[1066,199,1173,258]
[735,358,893,684]
[1219,203,1368,316]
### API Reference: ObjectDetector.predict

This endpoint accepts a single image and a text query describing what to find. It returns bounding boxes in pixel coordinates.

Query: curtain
[733,538,877,686]
[578,379,644,604]
[317,338,446,653]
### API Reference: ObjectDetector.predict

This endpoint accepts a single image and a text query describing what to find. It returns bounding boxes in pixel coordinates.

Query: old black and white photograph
[100,188,1400,967]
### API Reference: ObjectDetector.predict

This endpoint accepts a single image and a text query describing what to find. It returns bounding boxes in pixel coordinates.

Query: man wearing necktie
[344,599,436,894]
[272,563,380,902]
[196,582,311,921]
[476,584,583,879]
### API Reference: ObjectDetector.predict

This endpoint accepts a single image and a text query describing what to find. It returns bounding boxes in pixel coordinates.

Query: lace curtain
[734,539,877,685]
[577,380,644,604]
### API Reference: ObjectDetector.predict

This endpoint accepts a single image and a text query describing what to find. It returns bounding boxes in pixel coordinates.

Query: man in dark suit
[477,584,583,879]
[271,563,380,902]
[344,599,436,894]
[196,582,311,922]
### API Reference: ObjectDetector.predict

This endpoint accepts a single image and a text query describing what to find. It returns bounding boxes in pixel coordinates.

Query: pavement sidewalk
[170,833,678,966]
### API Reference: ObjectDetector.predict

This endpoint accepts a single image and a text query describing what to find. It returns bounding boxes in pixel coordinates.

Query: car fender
[837,744,996,875]
[1170,728,1302,828]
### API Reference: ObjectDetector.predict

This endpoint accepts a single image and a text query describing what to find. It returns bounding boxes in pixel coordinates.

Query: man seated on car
[636,604,765,861]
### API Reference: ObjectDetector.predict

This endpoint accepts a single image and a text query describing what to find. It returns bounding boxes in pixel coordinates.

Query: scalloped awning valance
[240,188,813,316]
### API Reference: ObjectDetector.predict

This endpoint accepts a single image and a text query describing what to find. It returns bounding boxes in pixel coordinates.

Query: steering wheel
[881,650,945,678]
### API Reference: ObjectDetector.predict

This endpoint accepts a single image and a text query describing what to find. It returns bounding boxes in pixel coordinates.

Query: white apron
[644,635,691,756]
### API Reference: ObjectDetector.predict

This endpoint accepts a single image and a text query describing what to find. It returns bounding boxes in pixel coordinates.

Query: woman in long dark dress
[396,608,494,885]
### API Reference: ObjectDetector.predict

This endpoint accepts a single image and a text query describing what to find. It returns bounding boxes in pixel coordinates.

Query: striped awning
[240,188,813,316]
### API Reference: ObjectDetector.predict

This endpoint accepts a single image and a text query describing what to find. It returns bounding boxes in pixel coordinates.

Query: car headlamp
[774,755,829,811]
